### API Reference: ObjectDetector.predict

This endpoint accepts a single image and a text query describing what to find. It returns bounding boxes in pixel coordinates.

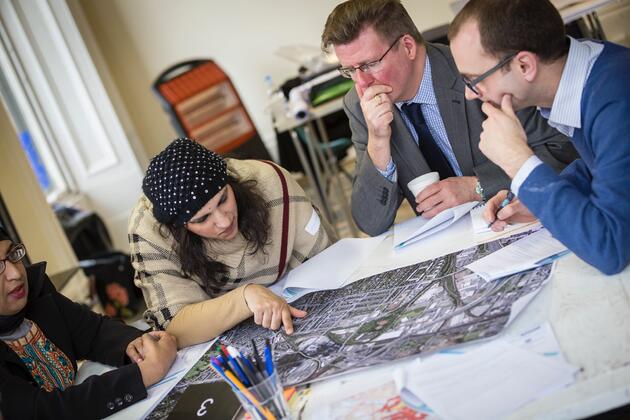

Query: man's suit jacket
[344,42,578,236]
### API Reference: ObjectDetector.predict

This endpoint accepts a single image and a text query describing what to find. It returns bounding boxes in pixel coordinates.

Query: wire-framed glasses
[0,243,26,275]
[338,35,404,79]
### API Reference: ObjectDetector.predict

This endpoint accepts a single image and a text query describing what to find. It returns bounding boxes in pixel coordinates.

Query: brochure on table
[393,201,478,249]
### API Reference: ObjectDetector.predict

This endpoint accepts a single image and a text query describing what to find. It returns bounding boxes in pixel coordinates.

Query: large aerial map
[147,230,552,419]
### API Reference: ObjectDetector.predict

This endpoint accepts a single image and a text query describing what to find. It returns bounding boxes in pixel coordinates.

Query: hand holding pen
[484,189,537,231]
[487,190,515,229]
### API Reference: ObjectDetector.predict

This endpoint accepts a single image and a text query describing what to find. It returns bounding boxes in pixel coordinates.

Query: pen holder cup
[233,372,291,420]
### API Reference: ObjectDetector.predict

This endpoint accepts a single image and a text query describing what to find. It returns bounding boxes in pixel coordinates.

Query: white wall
[74,0,455,161]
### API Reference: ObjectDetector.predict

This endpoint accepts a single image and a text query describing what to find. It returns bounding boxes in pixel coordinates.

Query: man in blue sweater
[448,0,630,275]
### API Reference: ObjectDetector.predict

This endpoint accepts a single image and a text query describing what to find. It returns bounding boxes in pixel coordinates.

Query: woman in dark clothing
[0,226,177,419]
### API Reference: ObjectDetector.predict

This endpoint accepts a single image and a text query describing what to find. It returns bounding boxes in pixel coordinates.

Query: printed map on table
[147,230,551,418]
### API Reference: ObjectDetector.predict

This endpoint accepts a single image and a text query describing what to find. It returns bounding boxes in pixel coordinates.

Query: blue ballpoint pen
[264,339,274,376]
[488,190,515,228]
[219,349,251,387]
[240,353,264,382]
[227,345,258,385]
[226,353,251,386]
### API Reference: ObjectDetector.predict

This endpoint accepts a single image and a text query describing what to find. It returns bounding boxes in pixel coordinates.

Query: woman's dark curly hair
[161,173,270,294]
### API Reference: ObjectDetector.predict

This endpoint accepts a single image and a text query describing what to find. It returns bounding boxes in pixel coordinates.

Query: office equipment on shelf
[152,59,271,159]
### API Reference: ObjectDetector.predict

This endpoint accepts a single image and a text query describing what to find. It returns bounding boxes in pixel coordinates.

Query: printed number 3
[197,398,214,417]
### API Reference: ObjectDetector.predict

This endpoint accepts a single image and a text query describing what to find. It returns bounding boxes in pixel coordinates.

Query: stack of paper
[465,228,569,280]
[399,323,577,420]
[393,201,478,249]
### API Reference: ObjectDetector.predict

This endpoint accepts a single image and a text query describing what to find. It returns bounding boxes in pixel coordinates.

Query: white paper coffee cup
[407,172,439,197]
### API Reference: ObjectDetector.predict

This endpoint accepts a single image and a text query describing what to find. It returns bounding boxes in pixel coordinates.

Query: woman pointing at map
[128,138,334,347]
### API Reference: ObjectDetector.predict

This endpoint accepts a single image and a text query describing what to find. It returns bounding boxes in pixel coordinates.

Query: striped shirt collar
[396,55,436,108]
[538,37,604,137]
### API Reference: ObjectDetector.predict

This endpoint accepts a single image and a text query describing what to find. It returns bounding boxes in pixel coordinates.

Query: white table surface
[300,216,630,419]
[101,214,630,419]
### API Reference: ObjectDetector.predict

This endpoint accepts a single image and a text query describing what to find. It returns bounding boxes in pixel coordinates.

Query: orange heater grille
[156,61,256,154]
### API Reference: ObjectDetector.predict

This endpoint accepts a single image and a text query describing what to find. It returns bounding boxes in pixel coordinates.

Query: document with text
[402,338,577,420]
[465,228,569,280]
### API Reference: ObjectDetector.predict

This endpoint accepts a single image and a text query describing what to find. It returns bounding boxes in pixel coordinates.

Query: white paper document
[504,322,569,363]
[470,202,537,236]
[466,228,569,280]
[393,201,478,249]
[402,339,577,420]
[268,235,386,302]
[470,202,493,234]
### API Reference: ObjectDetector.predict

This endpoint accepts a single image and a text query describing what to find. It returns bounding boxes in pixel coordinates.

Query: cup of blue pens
[210,339,291,420]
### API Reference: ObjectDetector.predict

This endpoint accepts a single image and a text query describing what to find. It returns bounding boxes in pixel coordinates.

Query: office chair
[152,59,271,160]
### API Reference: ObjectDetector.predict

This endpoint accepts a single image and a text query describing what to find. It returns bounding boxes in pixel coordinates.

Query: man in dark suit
[321,0,577,236]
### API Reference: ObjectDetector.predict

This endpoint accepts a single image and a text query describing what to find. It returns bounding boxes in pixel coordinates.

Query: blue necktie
[401,103,455,179]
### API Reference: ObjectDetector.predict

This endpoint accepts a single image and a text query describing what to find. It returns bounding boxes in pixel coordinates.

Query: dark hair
[321,0,423,52]
[0,225,9,242]
[162,174,270,294]
[448,0,568,62]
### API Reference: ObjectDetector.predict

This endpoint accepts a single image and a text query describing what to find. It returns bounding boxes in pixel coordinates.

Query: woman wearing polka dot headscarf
[128,138,334,347]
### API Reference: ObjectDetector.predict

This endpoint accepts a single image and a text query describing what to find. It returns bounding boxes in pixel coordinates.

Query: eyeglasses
[461,52,518,95]
[0,244,26,275]
[338,35,404,79]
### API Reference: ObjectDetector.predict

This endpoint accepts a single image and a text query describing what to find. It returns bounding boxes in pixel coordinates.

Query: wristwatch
[475,179,485,201]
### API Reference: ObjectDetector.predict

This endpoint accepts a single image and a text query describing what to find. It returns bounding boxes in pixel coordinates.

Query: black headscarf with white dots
[142,138,227,226]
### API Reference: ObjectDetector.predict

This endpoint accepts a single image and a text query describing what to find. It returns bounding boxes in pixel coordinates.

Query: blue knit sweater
[519,42,630,275]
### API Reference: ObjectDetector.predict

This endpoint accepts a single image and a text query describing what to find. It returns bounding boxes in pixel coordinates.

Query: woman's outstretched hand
[243,284,307,335]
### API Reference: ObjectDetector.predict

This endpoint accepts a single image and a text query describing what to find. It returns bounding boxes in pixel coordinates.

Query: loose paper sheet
[466,228,568,280]
[393,201,478,249]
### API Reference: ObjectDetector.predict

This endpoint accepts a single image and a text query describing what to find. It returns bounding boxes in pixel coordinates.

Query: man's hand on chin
[480,94,533,178]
